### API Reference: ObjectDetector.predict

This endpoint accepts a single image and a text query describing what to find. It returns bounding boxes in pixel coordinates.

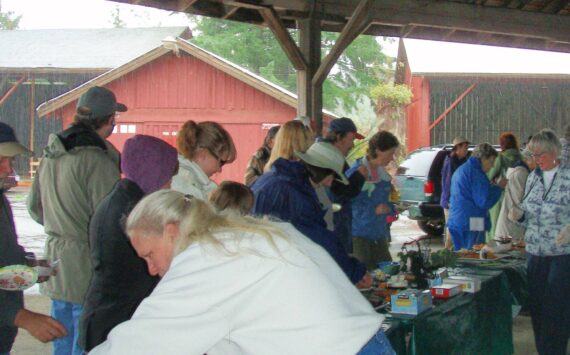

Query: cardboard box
[443,276,481,293]
[431,283,462,298]
[390,289,433,315]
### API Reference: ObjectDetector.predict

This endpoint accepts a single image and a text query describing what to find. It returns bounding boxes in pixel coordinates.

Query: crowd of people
[0,84,568,354]
[442,127,570,355]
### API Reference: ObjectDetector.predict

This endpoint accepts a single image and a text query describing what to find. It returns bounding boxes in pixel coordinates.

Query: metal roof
[0,27,191,70]
[109,0,570,54]
[402,38,570,76]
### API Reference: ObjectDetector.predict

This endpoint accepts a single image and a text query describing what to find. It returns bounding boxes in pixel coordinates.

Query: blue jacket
[251,158,366,284]
[348,158,394,240]
[448,157,502,231]
[440,154,467,209]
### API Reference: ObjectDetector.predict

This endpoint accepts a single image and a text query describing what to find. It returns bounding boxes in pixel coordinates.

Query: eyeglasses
[531,152,546,159]
[206,148,227,167]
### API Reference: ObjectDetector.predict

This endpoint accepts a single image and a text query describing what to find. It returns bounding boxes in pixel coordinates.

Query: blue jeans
[527,253,570,355]
[448,228,485,251]
[357,329,395,355]
[51,299,84,355]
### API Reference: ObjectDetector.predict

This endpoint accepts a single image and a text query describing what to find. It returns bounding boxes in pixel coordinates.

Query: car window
[397,150,439,176]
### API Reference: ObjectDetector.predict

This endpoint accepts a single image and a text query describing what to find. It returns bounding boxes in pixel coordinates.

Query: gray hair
[520,148,533,161]
[126,189,286,257]
[471,143,498,160]
[527,129,561,158]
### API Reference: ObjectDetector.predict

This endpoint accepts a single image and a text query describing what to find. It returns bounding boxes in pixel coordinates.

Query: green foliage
[0,8,21,30]
[429,249,458,269]
[111,6,126,28]
[188,16,394,114]
[370,83,412,107]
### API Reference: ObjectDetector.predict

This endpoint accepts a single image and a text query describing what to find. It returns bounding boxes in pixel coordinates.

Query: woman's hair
[471,143,498,160]
[209,181,254,215]
[73,106,113,131]
[263,125,280,148]
[499,132,519,150]
[177,121,237,163]
[265,120,314,171]
[126,190,286,257]
[527,129,562,158]
[367,130,399,159]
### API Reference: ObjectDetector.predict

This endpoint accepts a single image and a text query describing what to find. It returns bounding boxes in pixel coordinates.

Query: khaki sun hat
[295,141,349,185]
[0,122,32,157]
[452,136,469,146]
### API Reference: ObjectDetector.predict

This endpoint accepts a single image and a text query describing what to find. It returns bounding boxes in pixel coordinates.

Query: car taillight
[424,181,434,197]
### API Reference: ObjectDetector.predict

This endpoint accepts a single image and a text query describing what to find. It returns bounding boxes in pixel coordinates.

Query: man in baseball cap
[77,86,127,119]
[1,122,68,353]
[322,117,367,253]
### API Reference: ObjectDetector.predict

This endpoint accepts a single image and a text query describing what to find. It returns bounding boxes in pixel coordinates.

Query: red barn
[398,39,570,152]
[38,37,335,183]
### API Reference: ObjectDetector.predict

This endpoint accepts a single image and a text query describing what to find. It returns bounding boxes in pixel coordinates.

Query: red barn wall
[405,75,431,151]
[59,52,298,184]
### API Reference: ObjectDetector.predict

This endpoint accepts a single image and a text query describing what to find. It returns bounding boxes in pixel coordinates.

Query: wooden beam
[542,0,570,14]
[297,16,321,131]
[312,0,372,87]
[259,7,307,70]
[0,74,26,107]
[428,82,478,130]
[365,0,570,45]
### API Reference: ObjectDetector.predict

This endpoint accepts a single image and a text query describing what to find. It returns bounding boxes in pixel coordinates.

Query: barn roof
[401,38,570,77]
[0,27,191,71]
[36,37,337,118]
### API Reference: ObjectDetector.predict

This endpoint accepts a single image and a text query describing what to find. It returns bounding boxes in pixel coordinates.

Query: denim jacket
[520,165,570,256]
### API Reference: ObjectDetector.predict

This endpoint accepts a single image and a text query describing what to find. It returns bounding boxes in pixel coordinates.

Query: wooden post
[297,15,321,134]
[29,75,35,153]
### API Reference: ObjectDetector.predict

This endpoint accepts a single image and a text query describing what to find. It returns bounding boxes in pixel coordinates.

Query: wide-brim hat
[295,142,349,185]
[77,86,127,118]
[452,136,469,146]
[0,122,32,157]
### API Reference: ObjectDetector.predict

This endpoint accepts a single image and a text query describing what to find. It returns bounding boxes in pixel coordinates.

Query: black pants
[527,253,570,355]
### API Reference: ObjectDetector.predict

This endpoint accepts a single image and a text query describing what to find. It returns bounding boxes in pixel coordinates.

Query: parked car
[395,144,487,236]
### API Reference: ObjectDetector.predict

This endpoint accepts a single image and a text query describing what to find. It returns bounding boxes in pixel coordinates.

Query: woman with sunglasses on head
[509,129,570,355]
[172,121,237,200]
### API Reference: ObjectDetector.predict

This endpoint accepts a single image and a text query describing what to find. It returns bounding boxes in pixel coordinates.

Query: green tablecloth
[385,268,514,355]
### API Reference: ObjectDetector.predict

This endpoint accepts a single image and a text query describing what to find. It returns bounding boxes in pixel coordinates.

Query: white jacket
[91,223,383,355]
[495,165,529,240]
[171,155,217,200]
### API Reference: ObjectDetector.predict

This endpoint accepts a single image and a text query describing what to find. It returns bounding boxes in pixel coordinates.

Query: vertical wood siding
[428,78,570,146]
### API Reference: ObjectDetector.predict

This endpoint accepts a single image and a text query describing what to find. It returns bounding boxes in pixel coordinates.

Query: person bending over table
[448,143,506,250]
[89,190,394,355]
[510,129,570,355]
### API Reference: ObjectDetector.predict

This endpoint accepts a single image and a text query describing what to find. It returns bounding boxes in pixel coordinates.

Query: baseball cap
[295,142,349,185]
[0,122,32,157]
[328,117,364,139]
[452,136,469,146]
[77,86,127,118]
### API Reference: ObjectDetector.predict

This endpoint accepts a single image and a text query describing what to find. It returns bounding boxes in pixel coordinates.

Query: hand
[14,309,67,343]
[375,204,391,215]
[496,177,508,189]
[357,164,368,177]
[556,225,570,247]
[356,273,373,289]
[508,205,524,222]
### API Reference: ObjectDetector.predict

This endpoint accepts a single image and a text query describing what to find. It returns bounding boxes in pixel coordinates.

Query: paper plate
[0,265,38,291]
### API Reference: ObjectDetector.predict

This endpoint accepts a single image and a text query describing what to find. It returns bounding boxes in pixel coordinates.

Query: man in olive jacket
[27,87,124,355]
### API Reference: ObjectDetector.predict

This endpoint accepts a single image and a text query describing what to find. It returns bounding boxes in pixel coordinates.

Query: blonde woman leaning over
[263,120,313,172]
[90,190,395,355]
[172,121,236,200]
